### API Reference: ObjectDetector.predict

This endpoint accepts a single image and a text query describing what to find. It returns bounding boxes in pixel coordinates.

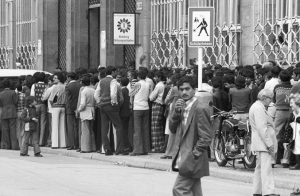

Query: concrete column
[135,0,151,69]
[240,0,255,65]
[100,0,124,67]
[43,0,59,72]
[70,0,89,71]
[66,0,72,72]
[99,0,107,67]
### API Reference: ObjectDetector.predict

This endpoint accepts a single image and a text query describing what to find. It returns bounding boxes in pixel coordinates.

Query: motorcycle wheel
[243,135,256,169]
[214,136,228,166]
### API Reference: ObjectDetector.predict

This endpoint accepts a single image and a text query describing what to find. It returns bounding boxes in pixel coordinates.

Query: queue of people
[0,61,300,173]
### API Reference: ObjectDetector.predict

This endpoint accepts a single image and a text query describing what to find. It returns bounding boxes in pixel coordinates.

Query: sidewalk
[39,147,300,190]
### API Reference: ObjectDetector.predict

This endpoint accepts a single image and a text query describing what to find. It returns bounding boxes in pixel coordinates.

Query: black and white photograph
[0,0,300,195]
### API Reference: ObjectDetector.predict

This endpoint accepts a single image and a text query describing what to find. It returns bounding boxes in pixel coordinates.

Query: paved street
[0,150,291,196]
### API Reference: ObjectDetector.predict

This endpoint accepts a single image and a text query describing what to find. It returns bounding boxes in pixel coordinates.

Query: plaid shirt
[17,92,26,112]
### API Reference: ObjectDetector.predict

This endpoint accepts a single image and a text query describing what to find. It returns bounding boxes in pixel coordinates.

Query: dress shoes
[34,153,43,157]
[289,164,300,170]
[120,151,129,155]
[160,155,172,159]
[253,194,262,196]
[129,152,148,156]
[20,153,29,156]
[281,163,289,168]
[51,147,59,149]
[264,194,280,196]
[76,148,81,152]
[67,146,75,150]
[80,151,91,153]
[151,149,165,153]
[105,150,113,156]
[115,149,130,155]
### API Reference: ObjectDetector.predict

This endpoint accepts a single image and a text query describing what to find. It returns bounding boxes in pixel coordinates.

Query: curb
[39,148,296,190]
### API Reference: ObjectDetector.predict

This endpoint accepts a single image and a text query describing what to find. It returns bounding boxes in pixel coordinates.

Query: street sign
[113,13,136,45]
[136,2,143,11]
[188,7,214,47]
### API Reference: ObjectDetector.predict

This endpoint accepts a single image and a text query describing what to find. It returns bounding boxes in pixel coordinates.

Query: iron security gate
[253,0,300,66]
[16,0,38,69]
[0,0,11,69]
[124,0,136,67]
[150,0,241,69]
[0,0,38,69]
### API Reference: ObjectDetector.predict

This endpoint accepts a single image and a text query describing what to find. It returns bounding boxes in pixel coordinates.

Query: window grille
[151,0,187,69]
[253,0,300,66]
[58,0,67,71]
[89,0,101,9]
[0,0,11,69]
[150,0,241,69]
[124,0,136,67]
[16,0,38,69]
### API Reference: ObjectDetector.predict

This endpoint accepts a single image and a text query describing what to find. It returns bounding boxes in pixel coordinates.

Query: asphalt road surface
[0,151,291,196]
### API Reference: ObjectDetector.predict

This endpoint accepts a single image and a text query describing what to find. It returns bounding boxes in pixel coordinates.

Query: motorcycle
[211,107,256,169]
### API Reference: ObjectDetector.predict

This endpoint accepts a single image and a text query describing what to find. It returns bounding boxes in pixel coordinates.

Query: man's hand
[267,145,275,155]
[32,118,38,123]
[75,111,79,118]
[192,149,203,160]
[175,99,185,113]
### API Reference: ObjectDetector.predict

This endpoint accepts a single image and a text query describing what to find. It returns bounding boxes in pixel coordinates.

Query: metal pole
[198,47,203,91]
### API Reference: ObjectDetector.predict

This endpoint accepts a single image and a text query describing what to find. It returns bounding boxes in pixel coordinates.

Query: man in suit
[65,72,82,150]
[249,89,279,196]
[0,79,19,150]
[169,76,212,196]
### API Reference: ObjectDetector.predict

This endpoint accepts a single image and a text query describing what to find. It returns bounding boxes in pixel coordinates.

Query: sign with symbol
[188,7,214,47]
[113,13,136,45]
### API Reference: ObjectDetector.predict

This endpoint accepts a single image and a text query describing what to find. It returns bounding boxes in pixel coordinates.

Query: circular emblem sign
[117,18,131,33]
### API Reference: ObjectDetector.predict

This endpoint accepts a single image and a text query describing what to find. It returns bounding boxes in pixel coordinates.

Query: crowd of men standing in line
[0,61,300,167]
[0,65,188,157]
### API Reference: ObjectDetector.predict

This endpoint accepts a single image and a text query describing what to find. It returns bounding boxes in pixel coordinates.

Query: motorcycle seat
[238,120,248,130]
[223,118,239,127]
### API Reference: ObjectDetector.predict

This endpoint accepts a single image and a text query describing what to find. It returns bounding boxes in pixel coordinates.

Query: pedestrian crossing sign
[188,7,214,47]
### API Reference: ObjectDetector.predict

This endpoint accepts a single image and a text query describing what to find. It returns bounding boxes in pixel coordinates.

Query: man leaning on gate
[169,76,212,196]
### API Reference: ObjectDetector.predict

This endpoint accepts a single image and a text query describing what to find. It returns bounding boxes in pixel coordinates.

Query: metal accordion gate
[0,0,38,69]
[0,0,11,69]
[253,0,300,66]
[124,0,136,67]
[150,0,241,69]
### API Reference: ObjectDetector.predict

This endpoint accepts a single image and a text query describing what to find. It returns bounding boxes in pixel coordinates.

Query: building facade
[151,0,300,69]
[1,0,300,71]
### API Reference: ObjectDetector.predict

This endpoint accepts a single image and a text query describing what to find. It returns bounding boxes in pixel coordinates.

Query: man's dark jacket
[65,81,82,115]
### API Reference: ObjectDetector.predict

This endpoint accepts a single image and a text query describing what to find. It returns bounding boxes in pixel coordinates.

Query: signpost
[188,7,214,91]
[113,13,136,45]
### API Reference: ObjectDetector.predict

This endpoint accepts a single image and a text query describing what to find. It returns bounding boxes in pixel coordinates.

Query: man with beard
[169,76,212,196]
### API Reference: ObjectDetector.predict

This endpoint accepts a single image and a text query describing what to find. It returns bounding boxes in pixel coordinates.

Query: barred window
[16,0,38,69]
[200,0,241,67]
[254,0,300,66]
[0,0,11,69]
[151,0,186,33]
[151,0,187,69]
[150,0,241,68]
[0,0,9,46]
